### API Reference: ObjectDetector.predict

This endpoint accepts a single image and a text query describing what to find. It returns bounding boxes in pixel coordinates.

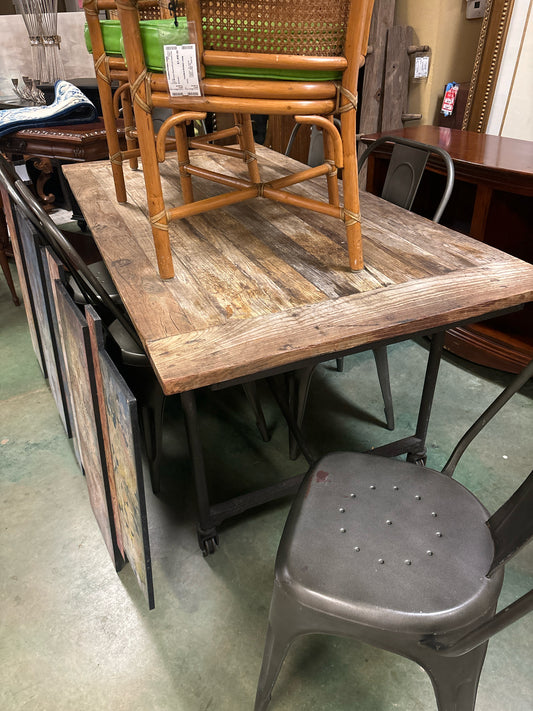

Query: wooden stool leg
[238,113,261,184]
[120,85,139,171]
[341,109,364,271]
[323,115,340,207]
[103,108,127,202]
[116,0,173,279]
[174,113,195,204]
[136,110,174,279]
[84,6,127,202]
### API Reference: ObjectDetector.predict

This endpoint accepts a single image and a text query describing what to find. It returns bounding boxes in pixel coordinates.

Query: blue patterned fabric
[0,80,98,137]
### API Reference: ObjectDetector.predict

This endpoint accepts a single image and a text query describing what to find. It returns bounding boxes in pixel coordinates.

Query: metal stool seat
[277,453,497,628]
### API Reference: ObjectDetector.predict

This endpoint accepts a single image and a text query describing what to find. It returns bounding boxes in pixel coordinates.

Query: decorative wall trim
[463,0,516,132]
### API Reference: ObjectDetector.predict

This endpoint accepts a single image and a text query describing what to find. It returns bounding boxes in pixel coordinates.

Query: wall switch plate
[466,0,487,20]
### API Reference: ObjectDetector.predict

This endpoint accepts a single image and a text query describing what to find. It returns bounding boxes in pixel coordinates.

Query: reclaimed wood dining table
[63,146,533,553]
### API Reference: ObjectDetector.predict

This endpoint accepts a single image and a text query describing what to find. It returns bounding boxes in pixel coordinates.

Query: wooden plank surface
[63,147,533,395]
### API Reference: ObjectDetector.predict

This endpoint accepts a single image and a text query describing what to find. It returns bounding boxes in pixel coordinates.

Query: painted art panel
[86,306,154,609]
[1,191,44,376]
[14,209,72,435]
[44,247,80,467]
[10,203,46,376]
[53,280,123,570]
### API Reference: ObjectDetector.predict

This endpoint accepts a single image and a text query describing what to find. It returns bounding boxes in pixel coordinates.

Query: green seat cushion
[85,19,342,81]
[84,19,123,56]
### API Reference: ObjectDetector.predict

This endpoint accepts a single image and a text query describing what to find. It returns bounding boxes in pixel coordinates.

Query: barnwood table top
[63,147,533,396]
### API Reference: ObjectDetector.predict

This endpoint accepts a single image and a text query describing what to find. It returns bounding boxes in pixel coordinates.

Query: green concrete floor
[1,266,532,711]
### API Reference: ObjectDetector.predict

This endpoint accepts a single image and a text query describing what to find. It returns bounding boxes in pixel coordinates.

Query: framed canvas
[8,202,46,376]
[0,189,43,373]
[14,209,73,435]
[86,306,155,609]
[44,247,81,465]
[53,279,124,571]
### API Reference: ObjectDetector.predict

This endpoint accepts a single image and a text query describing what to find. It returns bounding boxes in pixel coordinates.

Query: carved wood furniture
[361,125,533,373]
[83,0,375,279]
[0,119,124,212]
[63,147,533,553]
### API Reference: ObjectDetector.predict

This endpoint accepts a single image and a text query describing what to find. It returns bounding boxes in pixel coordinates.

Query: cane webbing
[198,0,351,56]
[108,1,173,20]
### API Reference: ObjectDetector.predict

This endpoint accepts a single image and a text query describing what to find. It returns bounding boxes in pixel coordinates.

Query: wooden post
[358,0,396,188]
[83,0,128,202]
[381,25,414,132]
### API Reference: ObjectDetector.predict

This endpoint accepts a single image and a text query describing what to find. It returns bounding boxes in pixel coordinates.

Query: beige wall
[395,1,482,125]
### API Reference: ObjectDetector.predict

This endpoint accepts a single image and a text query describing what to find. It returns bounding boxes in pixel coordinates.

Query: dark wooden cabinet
[361,125,533,373]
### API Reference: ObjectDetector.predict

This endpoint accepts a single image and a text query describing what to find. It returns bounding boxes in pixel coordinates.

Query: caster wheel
[407,452,427,466]
[201,536,218,556]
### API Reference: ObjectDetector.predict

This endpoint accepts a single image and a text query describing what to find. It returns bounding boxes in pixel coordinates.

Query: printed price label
[414,55,430,79]
[164,44,201,97]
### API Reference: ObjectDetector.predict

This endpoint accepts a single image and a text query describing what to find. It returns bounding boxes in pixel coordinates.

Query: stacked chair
[83,0,375,278]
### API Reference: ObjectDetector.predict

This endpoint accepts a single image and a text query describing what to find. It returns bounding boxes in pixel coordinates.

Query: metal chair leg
[242,380,270,442]
[420,643,488,711]
[255,586,300,711]
[288,365,317,460]
[140,393,166,496]
[407,331,445,464]
[373,346,394,430]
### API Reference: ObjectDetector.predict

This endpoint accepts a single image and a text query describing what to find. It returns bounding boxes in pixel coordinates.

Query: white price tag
[164,44,201,97]
[414,55,430,79]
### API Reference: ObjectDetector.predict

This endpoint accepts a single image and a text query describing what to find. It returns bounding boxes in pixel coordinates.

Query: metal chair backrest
[358,134,455,223]
[439,357,533,577]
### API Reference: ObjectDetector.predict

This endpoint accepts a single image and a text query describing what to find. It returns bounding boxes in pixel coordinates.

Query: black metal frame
[179,325,511,556]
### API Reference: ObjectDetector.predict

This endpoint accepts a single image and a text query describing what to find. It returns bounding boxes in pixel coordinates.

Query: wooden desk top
[63,147,533,396]
[362,125,533,195]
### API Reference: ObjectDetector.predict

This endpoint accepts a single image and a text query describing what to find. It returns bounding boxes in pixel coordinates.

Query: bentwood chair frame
[84,0,374,279]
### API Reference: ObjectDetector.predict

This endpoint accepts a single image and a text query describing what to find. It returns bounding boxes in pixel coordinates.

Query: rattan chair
[84,0,374,279]
[255,358,533,710]
[83,1,174,205]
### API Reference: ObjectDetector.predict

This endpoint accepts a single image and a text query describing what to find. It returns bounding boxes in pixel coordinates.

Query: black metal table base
[181,331,445,555]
